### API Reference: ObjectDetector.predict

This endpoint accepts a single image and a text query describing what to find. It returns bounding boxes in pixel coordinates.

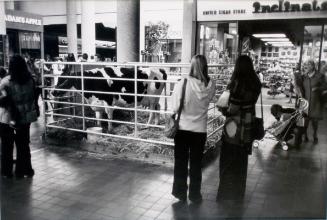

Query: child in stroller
[267,99,308,150]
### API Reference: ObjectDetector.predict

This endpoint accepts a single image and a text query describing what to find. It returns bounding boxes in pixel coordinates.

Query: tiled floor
[2,110,327,220]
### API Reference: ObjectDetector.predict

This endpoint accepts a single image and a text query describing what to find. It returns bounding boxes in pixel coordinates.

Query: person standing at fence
[299,59,327,143]
[171,54,216,203]
[217,55,261,201]
[0,55,38,178]
[0,66,15,178]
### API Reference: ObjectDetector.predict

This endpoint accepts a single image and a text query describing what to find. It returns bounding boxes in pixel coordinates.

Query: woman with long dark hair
[217,55,261,201]
[223,55,261,152]
[171,55,216,203]
[0,55,38,178]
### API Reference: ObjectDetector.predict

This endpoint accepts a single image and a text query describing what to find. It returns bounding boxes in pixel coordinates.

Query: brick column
[66,0,78,58]
[81,0,96,57]
[182,0,197,63]
[116,0,140,62]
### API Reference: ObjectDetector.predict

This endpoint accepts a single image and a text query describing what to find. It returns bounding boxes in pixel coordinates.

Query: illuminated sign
[5,14,42,26]
[253,0,327,13]
[198,0,327,21]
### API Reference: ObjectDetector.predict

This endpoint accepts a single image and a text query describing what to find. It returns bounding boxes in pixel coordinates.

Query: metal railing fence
[41,61,233,146]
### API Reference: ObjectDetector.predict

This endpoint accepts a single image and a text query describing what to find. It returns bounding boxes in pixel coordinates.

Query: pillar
[5,1,14,10]
[116,0,140,62]
[182,0,197,63]
[66,0,78,58]
[0,1,6,35]
[81,0,96,58]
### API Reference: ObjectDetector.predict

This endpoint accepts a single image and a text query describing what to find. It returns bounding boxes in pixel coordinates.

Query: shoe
[15,169,35,178]
[1,173,13,179]
[172,193,186,202]
[25,169,35,178]
[313,137,318,144]
[189,194,203,204]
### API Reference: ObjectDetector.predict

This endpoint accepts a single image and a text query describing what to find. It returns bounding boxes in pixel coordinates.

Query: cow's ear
[120,67,132,76]
[104,67,115,76]
[159,69,167,80]
[154,77,160,89]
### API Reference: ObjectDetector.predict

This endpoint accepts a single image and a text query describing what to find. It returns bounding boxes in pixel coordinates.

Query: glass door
[301,25,324,71]
[198,22,238,64]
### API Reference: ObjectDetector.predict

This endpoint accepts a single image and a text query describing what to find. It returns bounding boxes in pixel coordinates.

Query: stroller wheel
[253,140,259,148]
[281,142,288,151]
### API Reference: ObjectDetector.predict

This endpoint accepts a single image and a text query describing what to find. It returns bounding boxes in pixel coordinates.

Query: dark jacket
[0,75,38,125]
[301,72,326,119]
[222,81,261,147]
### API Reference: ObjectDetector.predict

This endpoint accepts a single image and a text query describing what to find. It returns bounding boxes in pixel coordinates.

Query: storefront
[196,0,327,73]
[4,9,44,66]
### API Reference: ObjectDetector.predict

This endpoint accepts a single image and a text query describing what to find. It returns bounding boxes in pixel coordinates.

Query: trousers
[0,123,33,176]
[172,130,206,199]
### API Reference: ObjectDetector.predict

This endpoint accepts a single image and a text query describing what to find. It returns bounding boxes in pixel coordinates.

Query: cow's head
[139,68,167,107]
[52,68,81,97]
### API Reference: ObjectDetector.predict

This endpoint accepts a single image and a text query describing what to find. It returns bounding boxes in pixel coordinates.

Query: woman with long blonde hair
[171,54,216,203]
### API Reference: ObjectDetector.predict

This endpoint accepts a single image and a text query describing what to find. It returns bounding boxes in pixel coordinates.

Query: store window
[321,25,327,70]
[198,22,238,64]
[302,25,323,63]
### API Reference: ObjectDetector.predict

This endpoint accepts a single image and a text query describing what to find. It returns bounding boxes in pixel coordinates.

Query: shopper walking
[300,59,327,143]
[171,55,216,203]
[0,55,38,178]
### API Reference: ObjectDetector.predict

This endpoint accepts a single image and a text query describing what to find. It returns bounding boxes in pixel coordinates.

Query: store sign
[253,0,327,13]
[198,0,327,21]
[58,36,116,49]
[5,14,42,26]
[19,32,41,49]
[5,10,43,32]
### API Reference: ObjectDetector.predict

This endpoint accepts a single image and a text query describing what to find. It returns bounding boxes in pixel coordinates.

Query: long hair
[63,53,76,74]
[229,55,261,95]
[9,55,32,85]
[189,54,210,87]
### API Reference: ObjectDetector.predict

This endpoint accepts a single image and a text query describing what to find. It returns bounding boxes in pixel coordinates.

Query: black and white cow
[52,66,167,131]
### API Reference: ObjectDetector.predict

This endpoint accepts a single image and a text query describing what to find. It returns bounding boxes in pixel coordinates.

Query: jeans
[14,124,33,175]
[0,123,15,176]
[0,123,33,176]
[172,130,206,199]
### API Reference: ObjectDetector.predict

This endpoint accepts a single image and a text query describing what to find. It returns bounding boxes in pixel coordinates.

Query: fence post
[41,61,47,141]
[81,63,85,131]
[134,64,138,137]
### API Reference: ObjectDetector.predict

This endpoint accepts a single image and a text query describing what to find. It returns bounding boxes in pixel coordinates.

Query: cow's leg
[147,103,155,125]
[154,103,161,125]
[104,106,114,133]
[95,111,102,127]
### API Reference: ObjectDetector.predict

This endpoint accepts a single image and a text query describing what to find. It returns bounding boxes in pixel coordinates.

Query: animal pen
[40,62,231,157]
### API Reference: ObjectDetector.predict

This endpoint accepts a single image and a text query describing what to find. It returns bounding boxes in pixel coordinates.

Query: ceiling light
[271,43,294,47]
[253,33,287,38]
[268,41,292,45]
[261,38,290,42]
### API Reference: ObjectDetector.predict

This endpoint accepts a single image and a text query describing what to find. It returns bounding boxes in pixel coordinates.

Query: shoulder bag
[253,90,265,140]
[164,78,187,139]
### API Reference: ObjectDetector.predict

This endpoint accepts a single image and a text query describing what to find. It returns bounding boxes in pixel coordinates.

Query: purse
[216,90,230,108]
[164,78,187,139]
[253,90,265,140]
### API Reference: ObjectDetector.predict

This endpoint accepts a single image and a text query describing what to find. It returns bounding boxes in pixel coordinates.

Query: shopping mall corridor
[1,105,327,220]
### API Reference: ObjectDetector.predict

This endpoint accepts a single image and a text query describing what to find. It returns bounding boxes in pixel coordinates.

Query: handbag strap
[176,78,187,123]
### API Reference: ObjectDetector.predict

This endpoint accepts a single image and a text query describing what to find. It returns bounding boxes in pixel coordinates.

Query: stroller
[253,98,308,151]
